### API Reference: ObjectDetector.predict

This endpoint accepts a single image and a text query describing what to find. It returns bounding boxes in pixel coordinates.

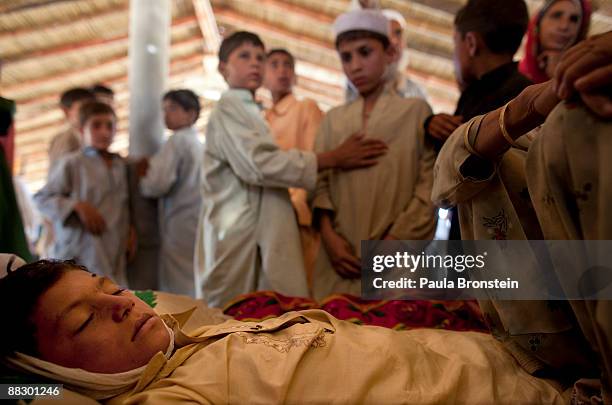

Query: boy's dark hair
[163,89,201,122]
[335,30,390,50]
[59,88,95,109]
[91,84,114,98]
[0,260,85,357]
[266,48,295,68]
[79,101,116,127]
[455,0,528,55]
[218,31,265,63]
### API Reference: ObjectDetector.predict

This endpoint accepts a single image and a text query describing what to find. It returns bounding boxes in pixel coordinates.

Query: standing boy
[312,10,437,300]
[47,88,95,172]
[35,102,130,286]
[263,48,323,288]
[139,89,204,297]
[196,31,388,307]
[425,0,531,240]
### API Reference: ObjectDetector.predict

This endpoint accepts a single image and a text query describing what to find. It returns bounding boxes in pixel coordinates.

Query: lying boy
[196,31,388,307]
[139,89,204,297]
[0,260,562,404]
[312,10,437,299]
[34,102,130,286]
[264,48,323,288]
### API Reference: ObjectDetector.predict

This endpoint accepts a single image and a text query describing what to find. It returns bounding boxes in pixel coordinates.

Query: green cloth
[134,290,157,308]
[0,144,32,261]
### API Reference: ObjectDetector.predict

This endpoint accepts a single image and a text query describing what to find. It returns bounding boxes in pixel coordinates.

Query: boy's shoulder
[217,89,256,109]
[212,89,261,121]
[325,99,359,118]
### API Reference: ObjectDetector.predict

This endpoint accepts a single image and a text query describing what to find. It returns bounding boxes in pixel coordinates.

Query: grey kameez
[34,148,129,286]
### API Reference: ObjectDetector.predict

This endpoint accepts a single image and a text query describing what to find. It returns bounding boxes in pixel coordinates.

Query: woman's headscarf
[519,0,591,83]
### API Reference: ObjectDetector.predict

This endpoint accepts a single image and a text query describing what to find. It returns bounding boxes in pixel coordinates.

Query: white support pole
[128,0,171,157]
[125,0,171,290]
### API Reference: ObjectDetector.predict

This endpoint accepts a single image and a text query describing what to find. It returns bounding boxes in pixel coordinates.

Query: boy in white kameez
[196,31,388,307]
[139,89,203,297]
[312,10,437,300]
[34,102,131,286]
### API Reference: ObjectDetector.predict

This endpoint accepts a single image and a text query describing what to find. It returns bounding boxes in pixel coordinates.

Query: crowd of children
[18,0,600,306]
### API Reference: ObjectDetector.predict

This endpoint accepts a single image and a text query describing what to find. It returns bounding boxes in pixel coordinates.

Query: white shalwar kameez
[140,126,204,297]
[195,89,313,307]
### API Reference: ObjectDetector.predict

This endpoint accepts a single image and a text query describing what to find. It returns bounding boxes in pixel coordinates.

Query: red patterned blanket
[224,291,488,332]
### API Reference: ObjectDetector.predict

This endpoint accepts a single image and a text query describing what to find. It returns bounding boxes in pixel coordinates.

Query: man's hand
[74,201,107,235]
[331,132,388,170]
[554,31,612,118]
[426,114,463,141]
[321,227,361,279]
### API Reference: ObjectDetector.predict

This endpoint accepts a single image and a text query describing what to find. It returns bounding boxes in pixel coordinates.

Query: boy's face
[452,29,475,90]
[338,37,393,95]
[33,270,169,373]
[219,42,265,92]
[80,113,115,151]
[163,99,196,131]
[64,100,89,129]
[263,52,295,95]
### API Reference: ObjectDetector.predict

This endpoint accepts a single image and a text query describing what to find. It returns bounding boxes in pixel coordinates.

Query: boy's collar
[269,93,296,116]
[83,146,118,159]
[226,88,264,110]
[226,88,256,102]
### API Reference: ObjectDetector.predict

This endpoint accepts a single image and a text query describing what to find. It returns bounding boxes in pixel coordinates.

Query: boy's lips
[351,77,368,87]
[132,314,153,341]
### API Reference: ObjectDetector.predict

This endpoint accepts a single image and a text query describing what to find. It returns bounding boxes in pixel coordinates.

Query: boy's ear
[385,43,397,63]
[218,61,227,79]
[465,32,478,58]
[189,110,198,124]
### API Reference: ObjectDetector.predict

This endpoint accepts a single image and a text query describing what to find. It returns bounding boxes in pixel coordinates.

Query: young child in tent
[311,9,437,300]
[138,89,204,297]
[34,102,131,286]
[263,48,323,290]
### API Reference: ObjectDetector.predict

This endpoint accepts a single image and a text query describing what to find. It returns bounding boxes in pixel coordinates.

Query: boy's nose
[348,58,362,73]
[108,295,134,322]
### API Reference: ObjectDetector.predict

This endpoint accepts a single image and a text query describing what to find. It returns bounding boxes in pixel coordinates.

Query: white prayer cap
[382,9,407,30]
[333,9,390,39]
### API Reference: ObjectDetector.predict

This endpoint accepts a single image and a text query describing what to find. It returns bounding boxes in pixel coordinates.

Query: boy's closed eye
[73,288,127,335]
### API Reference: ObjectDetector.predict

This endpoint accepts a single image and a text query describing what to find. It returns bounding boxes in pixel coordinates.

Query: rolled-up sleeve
[431,115,498,209]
